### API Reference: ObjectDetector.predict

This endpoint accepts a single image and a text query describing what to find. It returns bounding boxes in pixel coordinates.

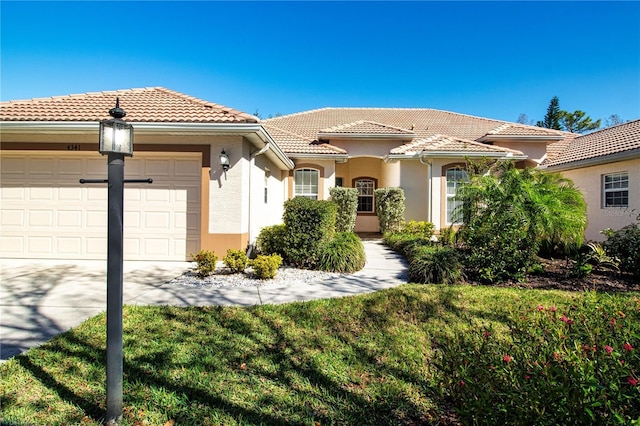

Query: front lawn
[1,285,639,425]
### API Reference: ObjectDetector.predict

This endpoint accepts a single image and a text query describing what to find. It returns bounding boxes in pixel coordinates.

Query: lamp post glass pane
[100,119,133,156]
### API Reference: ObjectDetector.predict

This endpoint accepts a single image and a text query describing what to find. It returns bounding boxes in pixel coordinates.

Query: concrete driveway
[0,259,191,361]
[1,241,408,362]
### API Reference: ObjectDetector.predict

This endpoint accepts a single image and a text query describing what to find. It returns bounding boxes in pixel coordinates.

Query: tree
[605,114,625,127]
[536,96,562,130]
[560,110,601,133]
[516,113,533,125]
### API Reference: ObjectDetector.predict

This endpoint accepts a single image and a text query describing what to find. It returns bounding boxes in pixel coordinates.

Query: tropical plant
[602,219,640,278]
[317,232,366,273]
[456,163,587,283]
[408,245,464,285]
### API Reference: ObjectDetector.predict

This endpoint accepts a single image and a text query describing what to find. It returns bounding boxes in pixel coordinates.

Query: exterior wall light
[99,98,134,156]
[220,149,230,172]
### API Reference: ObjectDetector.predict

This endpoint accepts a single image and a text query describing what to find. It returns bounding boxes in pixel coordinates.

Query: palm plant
[456,162,587,283]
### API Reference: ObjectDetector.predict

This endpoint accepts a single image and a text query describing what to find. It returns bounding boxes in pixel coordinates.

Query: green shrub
[251,254,282,279]
[408,245,464,284]
[603,220,640,278]
[329,187,358,233]
[223,249,249,273]
[282,197,337,268]
[318,232,366,273]
[375,187,405,233]
[256,224,287,256]
[192,249,218,278]
[401,220,435,238]
[438,226,457,246]
[435,294,640,425]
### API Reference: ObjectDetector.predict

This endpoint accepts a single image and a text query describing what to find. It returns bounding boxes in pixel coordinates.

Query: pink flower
[604,345,614,355]
[621,360,626,365]
[537,305,544,311]
[525,375,531,380]
[623,343,633,352]
[628,377,638,386]
[559,316,575,325]
[483,331,491,338]
[458,380,465,387]
[503,355,513,363]
[550,306,557,312]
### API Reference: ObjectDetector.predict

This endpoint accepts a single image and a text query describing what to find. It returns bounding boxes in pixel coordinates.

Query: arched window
[293,168,319,200]
[354,178,376,213]
[445,167,468,224]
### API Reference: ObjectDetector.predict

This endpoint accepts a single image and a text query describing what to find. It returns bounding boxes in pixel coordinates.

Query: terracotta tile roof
[265,107,563,156]
[319,120,416,135]
[391,134,524,156]
[263,124,347,155]
[0,87,258,123]
[544,119,640,167]
[487,123,566,137]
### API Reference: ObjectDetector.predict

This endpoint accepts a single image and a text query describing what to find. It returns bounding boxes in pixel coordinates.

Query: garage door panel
[1,151,201,261]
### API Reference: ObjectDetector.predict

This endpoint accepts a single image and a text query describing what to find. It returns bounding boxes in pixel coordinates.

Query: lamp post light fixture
[80,99,150,425]
[219,149,230,172]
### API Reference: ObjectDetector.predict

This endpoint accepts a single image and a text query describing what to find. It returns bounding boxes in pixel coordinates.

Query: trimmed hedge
[223,249,248,273]
[282,197,337,268]
[256,224,287,256]
[375,187,405,233]
[329,187,358,233]
[251,254,283,279]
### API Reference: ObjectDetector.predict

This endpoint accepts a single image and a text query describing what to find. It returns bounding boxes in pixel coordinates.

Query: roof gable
[545,119,640,167]
[391,134,524,156]
[0,87,258,123]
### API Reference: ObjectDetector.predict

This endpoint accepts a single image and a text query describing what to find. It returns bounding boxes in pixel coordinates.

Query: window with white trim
[603,172,629,208]
[355,179,375,213]
[294,168,319,200]
[446,168,468,224]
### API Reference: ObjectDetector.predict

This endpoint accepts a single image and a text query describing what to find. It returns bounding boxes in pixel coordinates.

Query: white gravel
[168,264,344,289]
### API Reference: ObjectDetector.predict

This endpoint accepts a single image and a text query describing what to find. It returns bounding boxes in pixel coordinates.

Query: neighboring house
[0,87,293,261]
[542,119,640,241]
[263,108,567,232]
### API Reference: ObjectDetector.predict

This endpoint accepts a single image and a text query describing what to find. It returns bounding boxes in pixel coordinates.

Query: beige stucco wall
[249,152,288,244]
[559,158,640,241]
[397,159,430,223]
[492,140,550,165]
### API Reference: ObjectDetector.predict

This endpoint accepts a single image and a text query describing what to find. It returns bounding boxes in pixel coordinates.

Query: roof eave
[317,132,415,140]
[387,151,527,160]
[541,148,640,171]
[477,134,565,142]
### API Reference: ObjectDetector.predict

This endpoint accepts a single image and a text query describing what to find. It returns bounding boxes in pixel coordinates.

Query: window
[335,177,344,187]
[355,178,375,213]
[446,168,468,224]
[603,172,629,208]
[294,168,319,199]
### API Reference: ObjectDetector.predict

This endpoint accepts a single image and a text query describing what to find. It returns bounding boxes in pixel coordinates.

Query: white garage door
[0,151,201,261]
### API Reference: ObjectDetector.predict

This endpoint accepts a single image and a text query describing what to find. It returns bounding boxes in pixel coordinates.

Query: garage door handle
[80,178,153,184]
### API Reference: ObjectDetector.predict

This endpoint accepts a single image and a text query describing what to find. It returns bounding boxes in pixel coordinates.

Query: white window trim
[602,171,629,208]
[355,178,376,213]
[294,168,319,200]
[445,168,468,225]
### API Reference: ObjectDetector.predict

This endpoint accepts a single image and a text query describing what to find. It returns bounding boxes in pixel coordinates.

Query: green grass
[1,285,638,425]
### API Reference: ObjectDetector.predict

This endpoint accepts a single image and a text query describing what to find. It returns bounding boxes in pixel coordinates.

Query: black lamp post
[99,98,133,426]
[79,99,150,425]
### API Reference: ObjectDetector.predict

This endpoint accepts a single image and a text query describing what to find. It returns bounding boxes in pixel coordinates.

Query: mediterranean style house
[1,87,637,260]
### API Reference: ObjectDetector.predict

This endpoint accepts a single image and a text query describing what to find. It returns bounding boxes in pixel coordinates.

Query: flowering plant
[434,292,640,425]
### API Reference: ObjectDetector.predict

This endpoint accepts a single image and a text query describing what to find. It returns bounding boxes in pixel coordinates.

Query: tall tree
[536,96,562,130]
[516,113,533,125]
[560,110,601,133]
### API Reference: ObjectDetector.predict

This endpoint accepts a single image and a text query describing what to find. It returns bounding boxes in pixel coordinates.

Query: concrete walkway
[0,241,407,361]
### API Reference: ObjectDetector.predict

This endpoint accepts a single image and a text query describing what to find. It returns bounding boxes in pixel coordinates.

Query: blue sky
[2,1,639,124]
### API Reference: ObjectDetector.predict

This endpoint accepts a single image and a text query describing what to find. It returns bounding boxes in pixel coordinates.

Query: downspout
[247,143,271,255]
[419,155,433,223]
